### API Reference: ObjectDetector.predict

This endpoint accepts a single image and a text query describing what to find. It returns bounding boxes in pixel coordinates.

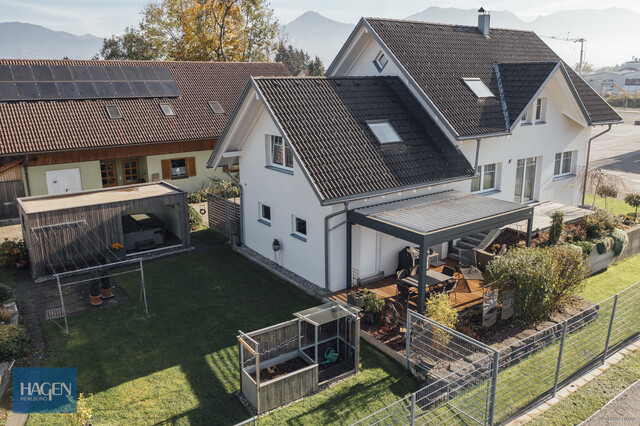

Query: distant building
[584,61,640,95]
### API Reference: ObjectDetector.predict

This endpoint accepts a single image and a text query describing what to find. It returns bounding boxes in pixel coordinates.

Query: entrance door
[100,161,117,187]
[45,168,82,195]
[514,157,537,203]
[357,228,382,280]
[122,159,139,185]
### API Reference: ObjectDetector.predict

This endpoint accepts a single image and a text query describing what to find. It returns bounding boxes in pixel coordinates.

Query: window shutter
[161,159,171,180]
[186,157,197,177]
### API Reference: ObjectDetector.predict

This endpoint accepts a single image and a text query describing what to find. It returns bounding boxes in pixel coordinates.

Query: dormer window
[373,51,389,72]
[463,78,495,98]
[366,120,402,144]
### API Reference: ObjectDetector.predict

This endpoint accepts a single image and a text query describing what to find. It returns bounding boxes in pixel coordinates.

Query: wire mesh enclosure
[238,302,360,414]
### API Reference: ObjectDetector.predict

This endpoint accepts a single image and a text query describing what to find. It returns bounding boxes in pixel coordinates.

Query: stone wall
[587,224,640,272]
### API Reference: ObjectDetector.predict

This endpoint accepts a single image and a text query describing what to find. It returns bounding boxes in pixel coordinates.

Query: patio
[328,259,487,318]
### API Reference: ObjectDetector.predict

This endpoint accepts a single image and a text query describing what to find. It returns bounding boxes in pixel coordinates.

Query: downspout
[324,201,349,291]
[474,138,481,172]
[23,155,31,196]
[226,171,244,247]
[581,124,612,207]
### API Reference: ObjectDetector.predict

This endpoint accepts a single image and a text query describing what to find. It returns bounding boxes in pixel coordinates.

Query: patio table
[402,269,450,290]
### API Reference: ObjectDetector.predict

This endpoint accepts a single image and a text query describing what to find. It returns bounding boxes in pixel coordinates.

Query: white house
[208,12,621,311]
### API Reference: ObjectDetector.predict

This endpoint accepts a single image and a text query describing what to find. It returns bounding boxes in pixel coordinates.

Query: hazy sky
[1,0,639,36]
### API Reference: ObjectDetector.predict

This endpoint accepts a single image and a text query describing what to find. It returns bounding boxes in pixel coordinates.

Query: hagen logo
[13,368,77,413]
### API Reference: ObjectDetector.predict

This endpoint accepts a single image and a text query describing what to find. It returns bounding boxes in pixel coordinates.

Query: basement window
[463,78,495,98]
[105,105,122,120]
[366,120,402,144]
[208,101,225,115]
[160,104,176,117]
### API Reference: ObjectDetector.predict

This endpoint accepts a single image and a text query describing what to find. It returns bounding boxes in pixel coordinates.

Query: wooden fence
[0,181,24,220]
[207,193,240,240]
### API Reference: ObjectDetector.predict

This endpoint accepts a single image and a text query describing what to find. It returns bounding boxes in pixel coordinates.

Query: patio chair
[396,281,417,312]
[441,265,456,277]
[457,249,484,282]
[442,279,458,303]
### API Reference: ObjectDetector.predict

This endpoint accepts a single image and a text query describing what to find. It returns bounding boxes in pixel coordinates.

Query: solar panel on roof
[0,66,12,82]
[16,82,39,100]
[138,67,158,80]
[122,66,142,81]
[145,81,166,97]
[36,82,59,99]
[0,83,18,100]
[50,66,72,81]
[12,66,33,81]
[112,81,133,97]
[31,66,54,81]
[154,67,173,80]
[163,81,181,97]
[57,82,80,99]
[94,81,116,98]
[130,81,150,97]
[87,66,108,81]
[105,67,126,81]
[76,82,97,98]
[69,66,91,81]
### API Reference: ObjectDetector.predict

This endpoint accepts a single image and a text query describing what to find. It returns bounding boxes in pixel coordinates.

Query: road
[590,110,640,196]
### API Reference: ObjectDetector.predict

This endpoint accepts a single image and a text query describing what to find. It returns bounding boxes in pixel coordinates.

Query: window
[374,51,388,72]
[160,104,176,117]
[554,151,574,176]
[366,120,402,144]
[269,135,293,169]
[463,78,495,98]
[535,98,546,123]
[258,203,271,225]
[514,157,537,203]
[208,101,225,115]
[105,105,122,120]
[161,157,196,180]
[292,216,307,241]
[470,163,497,193]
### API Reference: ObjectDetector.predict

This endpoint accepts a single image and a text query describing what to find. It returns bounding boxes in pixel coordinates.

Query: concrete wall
[23,160,102,196]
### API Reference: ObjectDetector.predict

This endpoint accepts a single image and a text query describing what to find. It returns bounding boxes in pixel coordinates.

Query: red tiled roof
[0,59,289,155]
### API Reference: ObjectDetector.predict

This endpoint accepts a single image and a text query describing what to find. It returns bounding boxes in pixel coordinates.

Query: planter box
[586,225,640,273]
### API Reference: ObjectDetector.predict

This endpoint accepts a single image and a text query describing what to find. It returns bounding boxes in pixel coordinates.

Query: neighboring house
[584,61,640,95]
[0,59,289,217]
[207,12,621,298]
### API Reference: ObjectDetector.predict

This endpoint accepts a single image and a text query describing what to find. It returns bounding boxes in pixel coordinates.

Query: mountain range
[0,7,637,69]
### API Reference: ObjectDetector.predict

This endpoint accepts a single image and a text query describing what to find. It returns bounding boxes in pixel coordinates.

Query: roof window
[373,51,389,72]
[366,120,402,144]
[463,78,495,98]
[160,104,176,117]
[208,101,225,115]
[105,105,122,120]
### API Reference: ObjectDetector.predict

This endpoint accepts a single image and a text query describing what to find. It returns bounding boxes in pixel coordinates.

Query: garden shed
[17,182,190,279]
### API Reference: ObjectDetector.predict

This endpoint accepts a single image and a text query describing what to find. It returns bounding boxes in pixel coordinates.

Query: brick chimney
[478,7,490,37]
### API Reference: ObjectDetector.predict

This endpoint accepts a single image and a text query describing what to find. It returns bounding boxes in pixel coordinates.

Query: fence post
[487,349,499,426]
[602,294,619,365]
[410,392,416,426]
[406,311,412,370]
[553,321,568,398]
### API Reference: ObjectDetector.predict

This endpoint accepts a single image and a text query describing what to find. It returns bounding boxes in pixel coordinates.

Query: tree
[596,184,618,210]
[97,27,159,60]
[307,56,325,76]
[274,43,309,75]
[140,0,278,62]
[576,62,594,72]
[624,192,640,219]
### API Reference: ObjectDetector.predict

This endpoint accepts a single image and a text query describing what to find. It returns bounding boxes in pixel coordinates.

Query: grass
[580,254,640,302]
[584,194,638,218]
[530,345,640,425]
[0,269,15,288]
[23,229,416,425]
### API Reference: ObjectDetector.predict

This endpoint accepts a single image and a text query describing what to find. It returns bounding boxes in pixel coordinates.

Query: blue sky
[1,0,639,37]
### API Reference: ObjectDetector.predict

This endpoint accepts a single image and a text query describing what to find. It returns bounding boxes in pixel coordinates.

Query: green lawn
[584,194,638,218]
[581,254,640,302]
[25,230,416,425]
[530,346,640,425]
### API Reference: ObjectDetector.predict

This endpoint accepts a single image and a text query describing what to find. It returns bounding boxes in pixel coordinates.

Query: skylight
[208,101,225,115]
[160,104,176,117]
[105,105,122,120]
[463,78,495,98]
[366,120,403,144]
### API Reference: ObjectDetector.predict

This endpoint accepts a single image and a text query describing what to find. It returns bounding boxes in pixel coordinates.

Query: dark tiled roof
[254,76,474,202]
[498,62,558,126]
[364,18,621,137]
[0,59,289,155]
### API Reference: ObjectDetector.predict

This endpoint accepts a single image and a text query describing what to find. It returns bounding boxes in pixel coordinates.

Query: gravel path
[583,379,640,425]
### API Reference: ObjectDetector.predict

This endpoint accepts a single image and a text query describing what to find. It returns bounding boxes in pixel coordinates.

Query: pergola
[346,190,534,312]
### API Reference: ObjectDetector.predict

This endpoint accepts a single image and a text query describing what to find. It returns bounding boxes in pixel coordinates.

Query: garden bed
[250,356,310,382]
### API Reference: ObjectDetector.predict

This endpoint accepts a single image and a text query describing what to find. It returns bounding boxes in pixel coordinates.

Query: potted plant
[272,238,281,251]
[362,291,385,325]
[89,277,102,306]
[99,269,113,299]
[105,242,124,262]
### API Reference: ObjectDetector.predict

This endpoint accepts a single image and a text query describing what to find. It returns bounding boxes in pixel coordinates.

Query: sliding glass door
[514,157,537,203]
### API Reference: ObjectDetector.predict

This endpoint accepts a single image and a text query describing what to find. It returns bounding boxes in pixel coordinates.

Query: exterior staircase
[448,230,491,262]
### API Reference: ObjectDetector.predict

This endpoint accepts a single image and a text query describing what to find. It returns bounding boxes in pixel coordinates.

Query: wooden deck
[327,259,486,318]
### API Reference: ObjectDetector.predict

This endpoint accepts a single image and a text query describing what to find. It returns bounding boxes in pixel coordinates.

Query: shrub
[610,228,629,256]
[594,236,613,255]
[0,324,29,362]
[362,290,385,314]
[486,245,589,324]
[0,283,14,303]
[0,307,12,324]
[424,293,458,329]
[0,238,28,270]
[187,191,206,204]
[624,193,640,219]
[583,209,619,239]
[188,205,203,231]
[571,240,593,256]
[209,179,240,199]
[548,211,565,245]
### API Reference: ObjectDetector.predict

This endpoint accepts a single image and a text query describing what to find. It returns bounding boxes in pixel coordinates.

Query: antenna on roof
[478,7,490,37]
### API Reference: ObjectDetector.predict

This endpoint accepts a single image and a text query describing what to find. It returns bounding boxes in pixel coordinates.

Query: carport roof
[347,190,534,245]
